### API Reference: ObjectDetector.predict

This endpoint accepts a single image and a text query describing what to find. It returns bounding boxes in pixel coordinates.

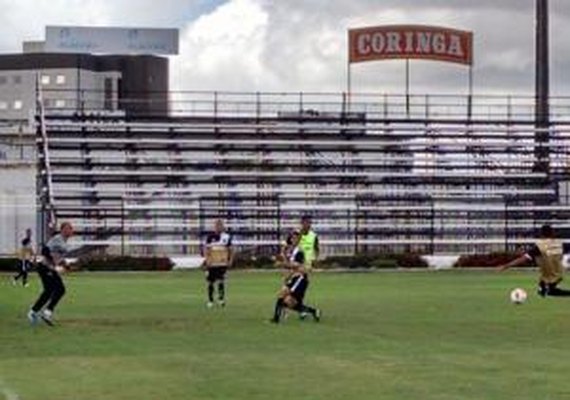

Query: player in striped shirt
[270,230,321,323]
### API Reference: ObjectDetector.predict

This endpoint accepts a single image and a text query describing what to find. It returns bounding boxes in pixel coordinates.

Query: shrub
[393,253,429,268]
[231,253,276,269]
[72,256,174,271]
[318,253,428,269]
[453,252,531,268]
[0,258,19,272]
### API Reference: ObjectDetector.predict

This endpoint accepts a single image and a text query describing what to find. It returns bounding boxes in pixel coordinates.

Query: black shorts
[19,260,32,272]
[207,267,227,282]
[286,274,309,302]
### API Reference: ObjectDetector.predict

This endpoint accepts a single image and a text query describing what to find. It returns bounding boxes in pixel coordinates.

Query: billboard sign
[349,25,473,66]
[45,26,179,55]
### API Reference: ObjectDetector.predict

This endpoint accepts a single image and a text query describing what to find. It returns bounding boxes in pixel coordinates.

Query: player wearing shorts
[499,224,570,297]
[203,219,233,308]
[270,230,321,323]
[13,235,35,287]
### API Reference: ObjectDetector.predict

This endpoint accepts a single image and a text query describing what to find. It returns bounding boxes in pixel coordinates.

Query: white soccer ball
[510,288,527,304]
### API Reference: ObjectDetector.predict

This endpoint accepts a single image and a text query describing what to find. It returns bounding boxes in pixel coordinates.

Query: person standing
[298,215,319,318]
[27,222,74,326]
[13,230,35,287]
[203,219,233,308]
[498,224,570,297]
[299,215,319,271]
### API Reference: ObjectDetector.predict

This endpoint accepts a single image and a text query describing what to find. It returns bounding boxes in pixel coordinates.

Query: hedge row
[453,252,531,268]
[71,256,174,271]
[317,253,429,269]
[0,257,174,272]
[0,252,533,271]
[0,258,19,272]
[231,252,429,269]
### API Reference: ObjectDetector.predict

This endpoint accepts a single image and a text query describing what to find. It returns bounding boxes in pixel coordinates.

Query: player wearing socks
[27,222,74,326]
[203,219,233,308]
[13,233,35,287]
[271,230,321,323]
[499,224,570,297]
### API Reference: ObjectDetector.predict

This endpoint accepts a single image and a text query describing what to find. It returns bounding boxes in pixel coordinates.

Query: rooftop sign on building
[45,26,179,55]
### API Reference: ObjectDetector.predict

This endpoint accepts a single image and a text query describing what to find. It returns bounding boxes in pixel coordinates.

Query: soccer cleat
[537,285,547,298]
[299,311,307,320]
[313,308,321,322]
[40,309,54,326]
[27,310,38,325]
[218,300,226,308]
[206,301,214,309]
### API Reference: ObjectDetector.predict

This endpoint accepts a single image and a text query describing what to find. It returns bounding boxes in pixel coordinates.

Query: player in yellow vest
[297,215,320,319]
[499,224,570,297]
[299,215,319,271]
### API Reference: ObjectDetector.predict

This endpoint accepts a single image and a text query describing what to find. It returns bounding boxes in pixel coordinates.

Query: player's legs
[29,266,57,325]
[45,272,66,312]
[206,269,216,306]
[272,275,321,323]
[13,260,25,283]
[21,260,30,286]
[206,268,227,307]
[216,268,227,305]
[31,266,55,313]
[271,296,286,323]
[288,276,320,321]
[546,282,570,297]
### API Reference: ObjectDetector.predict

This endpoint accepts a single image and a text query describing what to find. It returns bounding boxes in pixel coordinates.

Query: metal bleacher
[36,91,570,256]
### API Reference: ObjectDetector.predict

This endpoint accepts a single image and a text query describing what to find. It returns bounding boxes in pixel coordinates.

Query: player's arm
[498,245,537,271]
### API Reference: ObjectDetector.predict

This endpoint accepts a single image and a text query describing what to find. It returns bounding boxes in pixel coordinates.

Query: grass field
[1,269,570,400]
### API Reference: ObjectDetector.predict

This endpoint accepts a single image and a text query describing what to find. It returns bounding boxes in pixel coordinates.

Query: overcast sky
[0,0,569,96]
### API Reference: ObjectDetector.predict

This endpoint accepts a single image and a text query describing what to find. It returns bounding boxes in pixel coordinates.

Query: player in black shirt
[202,220,233,308]
[270,230,321,323]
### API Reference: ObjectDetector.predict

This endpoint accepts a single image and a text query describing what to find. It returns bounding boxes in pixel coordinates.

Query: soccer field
[1,270,569,400]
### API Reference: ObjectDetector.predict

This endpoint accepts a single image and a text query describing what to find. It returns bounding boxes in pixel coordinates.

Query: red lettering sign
[349,25,473,66]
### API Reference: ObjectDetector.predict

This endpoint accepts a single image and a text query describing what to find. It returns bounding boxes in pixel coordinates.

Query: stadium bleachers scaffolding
[35,90,570,256]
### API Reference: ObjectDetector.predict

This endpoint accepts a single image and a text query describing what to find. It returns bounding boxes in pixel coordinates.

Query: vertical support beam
[467,66,473,122]
[535,0,551,225]
[535,0,550,172]
[405,59,411,118]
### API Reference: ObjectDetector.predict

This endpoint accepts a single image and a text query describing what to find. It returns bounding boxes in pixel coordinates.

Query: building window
[56,75,66,85]
[13,100,23,110]
[13,75,22,84]
[0,76,7,85]
[41,75,50,85]
[55,99,66,108]
[0,101,8,110]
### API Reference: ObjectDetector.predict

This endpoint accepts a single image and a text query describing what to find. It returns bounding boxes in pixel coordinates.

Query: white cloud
[1,0,569,95]
[0,0,110,52]
[172,0,270,91]
[169,0,553,95]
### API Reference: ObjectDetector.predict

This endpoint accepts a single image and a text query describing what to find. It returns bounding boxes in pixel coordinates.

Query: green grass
[1,270,570,400]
